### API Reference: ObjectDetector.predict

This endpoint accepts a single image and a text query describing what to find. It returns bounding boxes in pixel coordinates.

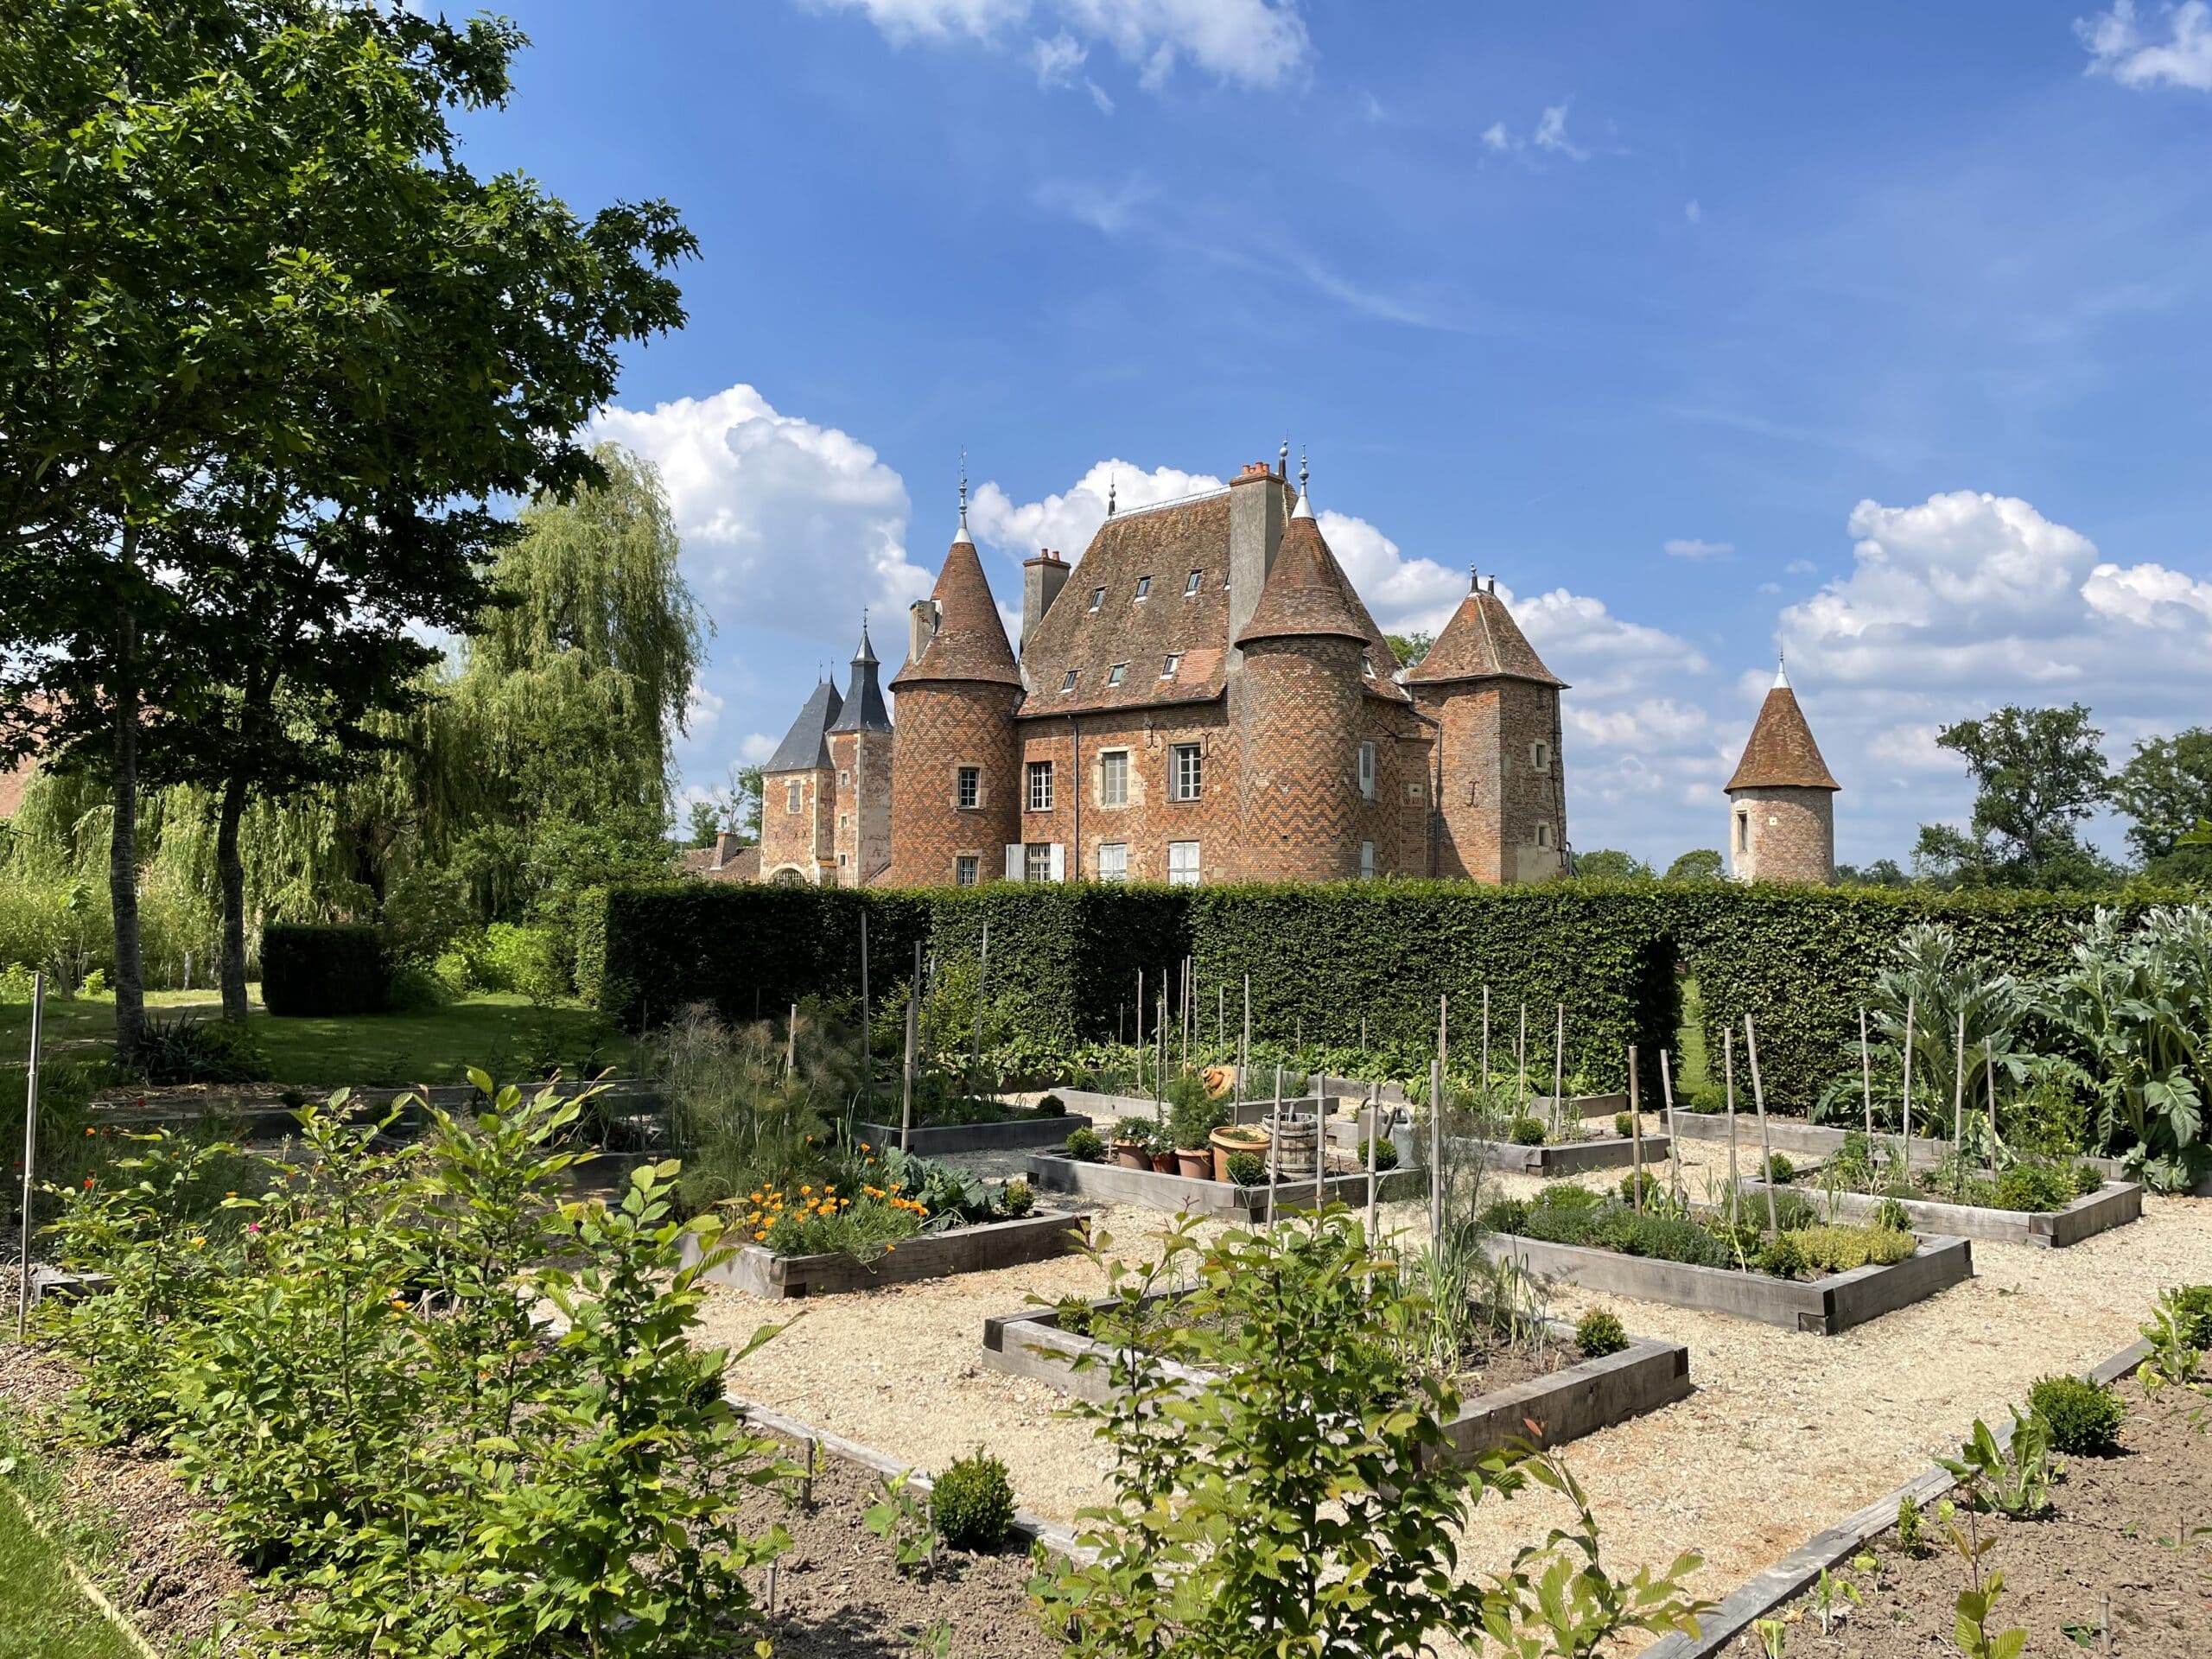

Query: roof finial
[1107,473,1116,517]
[1470,563,1480,593]
[1774,647,1790,690]
[954,446,972,544]
[1298,443,1309,496]
[1278,436,1289,477]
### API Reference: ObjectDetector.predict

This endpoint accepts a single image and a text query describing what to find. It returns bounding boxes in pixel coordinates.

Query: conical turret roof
[889,536,1022,690]
[828,619,893,732]
[1726,667,1839,791]
[1404,574,1566,689]
[764,677,842,772]
[1235,502,1376,648]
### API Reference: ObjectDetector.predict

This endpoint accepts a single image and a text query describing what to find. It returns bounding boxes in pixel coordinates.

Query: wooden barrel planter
[1271,1116,1319,1181]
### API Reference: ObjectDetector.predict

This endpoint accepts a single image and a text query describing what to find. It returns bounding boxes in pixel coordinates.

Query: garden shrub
[1357,1135,1399,1171]
[1574,1308,1627,1357]
[133,1013,271,1085]
[2164,1284,2212,1348]
[1756,1233,1808,1280]
[1618,1170,1659,1207]
[1993,1160,2080,1213]
[1871,1198,1913,1233]
[1001,1178,1035,1217]
[1535,1183,1601,1213]
[1478,1198,1531,1235]
[1612,1112,1633,1139]
[259,923,390,1016]
[1768,1191,1820,1232]
[1034,1093,1065,1116]
[1509,1115,1547,1146]
[1065,1127,1105,1163]
[930,1449,1015,1551]
[1789,1224,1916,1273]
[2025,1374,2124,1456]
[1764,1152,1795,1185]
[1225,1150,1266,1185]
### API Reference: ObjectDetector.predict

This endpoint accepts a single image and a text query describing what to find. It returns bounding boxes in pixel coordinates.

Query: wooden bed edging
[1738,1177,2143,1249]
[677,1208,1096,1299]
[1453,1133,1672,1176]
[1639,1334,2157,1657]
[1479,1232,1974,1335]
[849,1109,1094,1156]
[981,1301,1691,1457]
[1024,1153,1428,1219]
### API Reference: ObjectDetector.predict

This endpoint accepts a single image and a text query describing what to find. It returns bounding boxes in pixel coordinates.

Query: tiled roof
[764,678,842,774]
[680,843,760,882]
[1404,579,1566,689]
[1726,678,1840,791]
[889,537,1022,690]
[1017,486,1408,718]
[1236,509,1374,647]
[827,620,893,733]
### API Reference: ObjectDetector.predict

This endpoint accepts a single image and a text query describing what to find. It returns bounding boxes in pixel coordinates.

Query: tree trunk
[109,523,146,1058]
[216,765,250,1023]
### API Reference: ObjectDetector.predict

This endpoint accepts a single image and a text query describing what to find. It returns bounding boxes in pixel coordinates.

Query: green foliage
[1035,1093,1066,1116]
[1167,1085,1229,1151]
[259,923,390,1017]
[1871,1197,1913,1233]
[1954,1570,2027,1659]
[1574,1308,1627,1357]
[1914,704,2115,889]
[1357,1135,1400,1171]
[131,1012,270,1085]
[2025,1374,2123,1456]
[1225,1149,1267,1185]
[1573,849,1653,881]
[2164,1284,2212,1348]
[929,1450,1015,1552]
[1992,1160,2078,1212]
[2140,1288,2205,1390]
[1665,849,1727,883]
[2110,728,2212,880]
[1065,1127,1106,1163]
[1757,1232,1808,1280]
[1790,1224,1917,1272]
[864,1470,937,1577]
[1510,1115,1548,1145]
[1936,1412,2054,1517]
[1764,1151,1796,1184]
[1894,1493,1925,1554]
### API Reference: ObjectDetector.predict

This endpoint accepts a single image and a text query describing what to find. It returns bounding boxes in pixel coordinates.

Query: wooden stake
[1428,1056,1443,1241]
[1551,1002,1566,1141]
[1952,1007,1968,1195]
[787,1002,798,1077]
[1859,1006,1875,1148]
[1241,975,1251,1106]
[1482,984,1491,1093]
[971,922,989,1084]
[901,944,919,1153]
[16,972,43,1341]
[1660,1046,1682,1199]
[1901,992,1916,1166]
[1627,1043,1644,1213]
[1365,1082,1380,1239]
[1517,1002,1528,1105]
[1985,1036,1999,1175]
[1268,1064,1284,1227]
[802,1436,817,1505]
[859,912,871,1115]
[1724,1026,1740,1224]
[1744,1015,1779,1235]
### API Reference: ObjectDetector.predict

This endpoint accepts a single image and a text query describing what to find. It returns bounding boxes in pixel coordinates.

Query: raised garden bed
[1452,1132,1671,1177]
[1738,1177,2143,1249]
[1480,1230,1974,1335]
[677,1209,1097,1299]
[1527,1091,1632,1120]
[851,1106,1093,1155]
[981,1296,1691,1459]
[1024,1153,1427,1219]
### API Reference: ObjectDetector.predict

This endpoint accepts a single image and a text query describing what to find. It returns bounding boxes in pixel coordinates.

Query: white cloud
[1534,102,1589,161]
[591,384,934,642]
[1784,558,1817,576]
[1685,198,1702,224]
[1033,174,1153,234]
[799,0,1314,90]
[1087,77,1116,112]
[1313,510,1464,633]
[2078,1,2212,91]
[1031,29,1085,86]
[967,457,1224,557]
[1664,537,1733,560]
[737,732,779,766]
[2081,559,2212,626]
[1481,121,1515,153]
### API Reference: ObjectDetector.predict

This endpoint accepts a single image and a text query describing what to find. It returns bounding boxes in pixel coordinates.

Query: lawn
[0,1482,140,1659]
[0,988,635,1089]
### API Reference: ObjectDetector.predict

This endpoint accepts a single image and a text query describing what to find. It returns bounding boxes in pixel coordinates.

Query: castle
[753,451,1573,888]
[1724,662,1839,884]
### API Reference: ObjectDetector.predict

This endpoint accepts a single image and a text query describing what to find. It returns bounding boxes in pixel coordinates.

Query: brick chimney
[907,596,939,670]
[711,830,742,870]
[1020,549,1071,658]
[1228,460,1290,671]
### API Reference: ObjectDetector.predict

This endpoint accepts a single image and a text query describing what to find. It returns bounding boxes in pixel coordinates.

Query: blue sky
[460,1,2212,868]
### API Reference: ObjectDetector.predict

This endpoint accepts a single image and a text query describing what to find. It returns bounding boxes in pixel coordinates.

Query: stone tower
[1405,570,1568,882]
[1233,488,1370,882]
[886,493,1024,887]
[826,618,893,887]
[757,676,842,885]
[1726,663,1839,884]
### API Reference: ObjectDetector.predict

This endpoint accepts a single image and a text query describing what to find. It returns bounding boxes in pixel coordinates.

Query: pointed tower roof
[764,676,843,772]
[889,535,1023,690]
[1404,569,1567,690]
[1235,495,1375,648]
[1726,664,1839,791]
[828,617,893,732]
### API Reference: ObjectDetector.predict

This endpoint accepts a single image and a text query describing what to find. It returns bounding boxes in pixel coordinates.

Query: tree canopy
[1913,703,2115,889]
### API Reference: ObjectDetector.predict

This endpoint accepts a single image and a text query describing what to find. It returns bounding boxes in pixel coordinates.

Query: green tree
[1573,849,1653,881]
[2111,729,2212,881]
[1664,849,1726,882]
[1385,632,1433,670]
[1914,704,2114,889]
[1836,857,1911,888]
[685,764,763,849]
[0,2,694,1050]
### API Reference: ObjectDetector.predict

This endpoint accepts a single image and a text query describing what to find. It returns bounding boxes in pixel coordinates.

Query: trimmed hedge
[261,923,391,1017]
[587,880,2188,1102]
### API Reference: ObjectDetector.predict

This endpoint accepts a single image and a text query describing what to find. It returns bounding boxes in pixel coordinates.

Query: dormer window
[1184,569,1202,595]
[1060,669,1077,692]
[1107,662,1128,687]
[1088,587,1104,611]
[1134,576,1151,601]
[1361,651,1375,678]
[1160,653,1181,679]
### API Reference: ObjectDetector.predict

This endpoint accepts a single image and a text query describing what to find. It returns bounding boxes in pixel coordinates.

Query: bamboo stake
[1724,1027,1740,1224]
[859,912,871,1115]
[16,972,43,1340]
[1953,1007,1968,1197]
[1428,1056,1443,1241]
[901,944,918,1153]
[1268,1064,1284,1227]
[1241,975,1251,1106]
[1901,993,1916,1166]
[1551,1002,1566,1141]
[1482,984,1491,1093]
[1627,1043,1644,1213]
[1218,984,1225,1058]
[1136,968,1144,1057]
[1744,1015,1779,1235]
[787,1002,798,1077]
[1859,1007,1875,1148]
[1365,1082,1380,1238]
[1660,1046,1682,1199]
[972,922,988,1084]
[1517,1003,1528,1106]
[1985,1036,1999,1175]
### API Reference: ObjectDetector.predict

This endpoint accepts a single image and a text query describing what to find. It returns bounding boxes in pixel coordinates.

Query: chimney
[907,597,939,669]
[712,830,741,870]
[1020,549,1071,657]
[1228,460,1290,668]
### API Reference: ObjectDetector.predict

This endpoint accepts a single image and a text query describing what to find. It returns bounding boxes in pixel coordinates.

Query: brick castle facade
[755,452,1574,888]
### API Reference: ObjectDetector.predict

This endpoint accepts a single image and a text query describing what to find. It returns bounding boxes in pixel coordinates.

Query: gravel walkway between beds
[692,1118,2212,1625]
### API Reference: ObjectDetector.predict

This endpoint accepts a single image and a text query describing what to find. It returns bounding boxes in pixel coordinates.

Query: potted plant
[1171,1093,1227,1180]
[1148,1126,1178,1174]
[1110,1116,1154,1170]
[1211,1121,1269,1184]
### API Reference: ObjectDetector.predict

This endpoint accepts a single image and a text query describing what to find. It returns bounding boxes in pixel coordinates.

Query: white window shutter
[1004,843,1024,881]
[1049,842,1066,882]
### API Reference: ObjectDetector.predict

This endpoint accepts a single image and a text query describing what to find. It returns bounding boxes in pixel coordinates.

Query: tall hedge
[261,923,390,1017]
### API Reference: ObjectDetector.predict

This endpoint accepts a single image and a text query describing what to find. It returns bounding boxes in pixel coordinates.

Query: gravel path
[693,1120,2212,1618]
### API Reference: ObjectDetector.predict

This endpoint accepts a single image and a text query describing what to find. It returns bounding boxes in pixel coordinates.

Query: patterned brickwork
[828,729,896,887]
[1414,678,1565,883]
[1728,785,1834,885]
[1358,696,1434,877]
[887,682,1021,886]
[760,766,835,884]
[1236,636,1367,882]
[1009,702,1243,882]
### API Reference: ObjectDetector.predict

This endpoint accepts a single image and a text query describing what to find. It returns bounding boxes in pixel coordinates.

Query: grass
[0,988,634,1089]
[0,1488,141,1659]
[1675,976,1713,1098]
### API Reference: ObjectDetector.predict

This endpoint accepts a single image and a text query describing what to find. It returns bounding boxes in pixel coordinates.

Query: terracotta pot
[1150,1151,1179,1174]
[1112,1141,1148,1170]
[1210,1126,1268,1184]
[1176,1147,1213,1181]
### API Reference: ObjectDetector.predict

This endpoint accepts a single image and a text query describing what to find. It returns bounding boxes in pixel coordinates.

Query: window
[1134,575,1151,601]
[1060,669,1077,692]
[1170,743,1202,801]
[1735,811,1749,854]
[956,855,979,887]
[1099,750,1128,807]
[1026,842,1052,883]
[838,853,848,866]
[1361,651,1376,678]
[1107,662,1128,687]
[1357,741,1376,800]
[1160,652,1181,679]
[1027,760,1054,811]
[1530,739,1551,774]
[1097,842,1128,881]
[1535,822,1554,850]
[1167,841,1201,886]
[839,813,849,830]
[957,766,980,810]
[1087,587,1105,612]
[1184,569,1202,595]
[1360,840,1376,880]
[837,769,849,786]
[785,781,802,815]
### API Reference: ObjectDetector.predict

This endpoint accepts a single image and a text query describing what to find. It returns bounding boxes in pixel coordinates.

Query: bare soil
[1714,1371,2212,1657]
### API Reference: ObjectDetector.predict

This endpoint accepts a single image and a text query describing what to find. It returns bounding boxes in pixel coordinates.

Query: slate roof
[889,536,1022,690]
[1726,672,1840,791]
[1015,486,1407,718]
[827,620,893,733]
[680,842,760,883]
[763,677,842,774]
[1403,577,1567,689]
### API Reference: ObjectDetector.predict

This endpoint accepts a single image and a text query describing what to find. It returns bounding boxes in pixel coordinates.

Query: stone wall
[759,765,833,883]
[1729,785,1834,885]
